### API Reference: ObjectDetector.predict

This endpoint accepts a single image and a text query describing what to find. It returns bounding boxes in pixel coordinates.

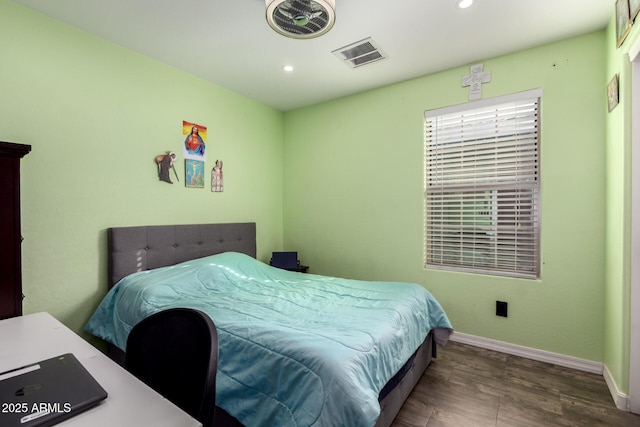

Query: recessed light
[283,65,294,72]
[457,0,473,9]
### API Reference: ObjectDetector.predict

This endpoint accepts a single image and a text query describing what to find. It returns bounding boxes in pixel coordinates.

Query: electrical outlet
[496,301,508,317]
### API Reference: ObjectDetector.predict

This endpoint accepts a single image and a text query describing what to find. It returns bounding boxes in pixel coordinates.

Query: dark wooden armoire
[0,141,31,319]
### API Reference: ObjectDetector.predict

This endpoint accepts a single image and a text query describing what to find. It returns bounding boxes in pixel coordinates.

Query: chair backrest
[125,308,218,427]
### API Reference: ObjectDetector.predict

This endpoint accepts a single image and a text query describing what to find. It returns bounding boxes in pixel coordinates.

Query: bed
[85,222,452,427]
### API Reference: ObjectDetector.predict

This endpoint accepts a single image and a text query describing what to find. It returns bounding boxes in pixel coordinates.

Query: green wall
[0,1,284,337]
[604,13,638,397]
[283,32,608,362]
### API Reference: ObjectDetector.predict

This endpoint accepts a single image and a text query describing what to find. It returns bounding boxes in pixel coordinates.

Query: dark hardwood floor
[391,341,640,427]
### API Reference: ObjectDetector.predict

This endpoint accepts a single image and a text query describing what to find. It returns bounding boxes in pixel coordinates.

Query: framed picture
[608,74,620,113]
[616,0,632,48]
[182,120,207,161]
[185,159,205,188]
[631,0,640,22]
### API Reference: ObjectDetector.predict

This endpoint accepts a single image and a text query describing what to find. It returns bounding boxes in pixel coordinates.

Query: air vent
[332,38,388,68]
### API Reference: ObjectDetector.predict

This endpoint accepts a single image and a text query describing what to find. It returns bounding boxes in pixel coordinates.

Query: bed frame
[106,222,435,427]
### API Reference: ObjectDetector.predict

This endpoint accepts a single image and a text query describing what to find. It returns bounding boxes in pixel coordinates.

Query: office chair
[125,308,218,427]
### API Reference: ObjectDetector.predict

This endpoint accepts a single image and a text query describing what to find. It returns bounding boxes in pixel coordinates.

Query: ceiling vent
[332,38,388,68]
[266,0,336,39]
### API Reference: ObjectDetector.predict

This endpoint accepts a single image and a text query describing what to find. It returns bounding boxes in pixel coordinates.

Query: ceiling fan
[265,0,336,39]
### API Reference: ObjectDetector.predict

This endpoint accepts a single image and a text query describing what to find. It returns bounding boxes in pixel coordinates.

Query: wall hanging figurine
[211,160,224,192]
[155,151,179,184]
[462,63,491,101]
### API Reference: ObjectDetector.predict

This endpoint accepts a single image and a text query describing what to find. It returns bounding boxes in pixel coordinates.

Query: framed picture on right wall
[617,0,632,48]
[608,74,620,113]
[631,0,640,22]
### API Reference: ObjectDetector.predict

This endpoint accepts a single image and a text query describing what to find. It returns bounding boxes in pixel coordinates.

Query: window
[424,89,541,279]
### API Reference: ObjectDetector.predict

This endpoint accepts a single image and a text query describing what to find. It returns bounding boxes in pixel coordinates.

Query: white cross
[462,63,491,101]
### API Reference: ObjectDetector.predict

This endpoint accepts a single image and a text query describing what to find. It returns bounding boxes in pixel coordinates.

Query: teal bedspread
[86,252,452,427]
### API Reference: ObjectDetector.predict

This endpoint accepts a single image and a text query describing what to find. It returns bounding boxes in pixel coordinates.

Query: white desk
[0,312,201,427]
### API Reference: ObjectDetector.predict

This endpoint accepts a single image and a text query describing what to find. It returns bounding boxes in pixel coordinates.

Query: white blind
[424,91,541,278]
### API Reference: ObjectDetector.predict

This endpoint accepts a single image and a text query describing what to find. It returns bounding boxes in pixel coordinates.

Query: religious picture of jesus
[185,159,205,188]
[182,120,207,161]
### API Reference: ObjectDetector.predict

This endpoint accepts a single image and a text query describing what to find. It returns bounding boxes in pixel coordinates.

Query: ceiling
[14,0,612,111]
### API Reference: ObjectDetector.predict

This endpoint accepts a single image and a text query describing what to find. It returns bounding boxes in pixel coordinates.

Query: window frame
[423,89,542,279]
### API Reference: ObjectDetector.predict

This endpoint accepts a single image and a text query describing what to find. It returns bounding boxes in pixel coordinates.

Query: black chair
[125,308,218,427]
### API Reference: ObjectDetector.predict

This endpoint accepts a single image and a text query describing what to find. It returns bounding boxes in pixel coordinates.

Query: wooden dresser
[0,141,31,319]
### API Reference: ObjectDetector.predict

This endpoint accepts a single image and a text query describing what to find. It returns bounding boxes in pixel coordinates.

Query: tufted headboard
[107,222,257,288]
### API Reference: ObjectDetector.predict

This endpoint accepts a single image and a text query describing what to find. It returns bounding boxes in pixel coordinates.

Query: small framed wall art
[185,159,205,188]
[608,74,620,113]
[631,0,640,22]
[182,121,207,161]
[616,0,632,48]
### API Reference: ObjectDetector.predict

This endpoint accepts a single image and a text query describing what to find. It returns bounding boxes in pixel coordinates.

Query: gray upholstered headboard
[108,222,256,288]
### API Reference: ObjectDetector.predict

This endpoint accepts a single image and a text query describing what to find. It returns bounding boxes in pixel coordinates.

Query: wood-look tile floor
[391,341,640,427]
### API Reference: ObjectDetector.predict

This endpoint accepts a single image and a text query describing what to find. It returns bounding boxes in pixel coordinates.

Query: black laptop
[0,353,108,427]
[270,251,299,270]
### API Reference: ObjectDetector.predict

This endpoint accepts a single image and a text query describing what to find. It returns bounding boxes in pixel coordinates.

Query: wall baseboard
[603,364,631,411]
[449,331,603,373]
[448,332,631,411]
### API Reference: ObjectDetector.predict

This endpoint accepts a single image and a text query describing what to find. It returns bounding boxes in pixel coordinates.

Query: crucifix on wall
[462,63,491,101]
